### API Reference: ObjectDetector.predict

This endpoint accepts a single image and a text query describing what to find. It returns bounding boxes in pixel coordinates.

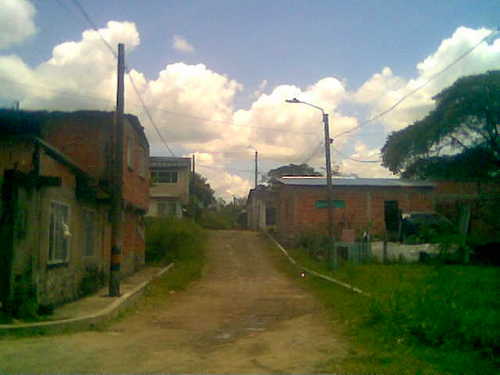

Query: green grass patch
[266,236,499,374]
[143,216,207,304]
[145,217,206,264]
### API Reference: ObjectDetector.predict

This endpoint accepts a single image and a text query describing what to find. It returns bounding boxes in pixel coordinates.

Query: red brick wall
[276,185,434,241]
[42,114,149,211]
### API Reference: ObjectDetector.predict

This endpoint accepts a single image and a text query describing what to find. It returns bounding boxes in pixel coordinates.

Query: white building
[147,157,191,218]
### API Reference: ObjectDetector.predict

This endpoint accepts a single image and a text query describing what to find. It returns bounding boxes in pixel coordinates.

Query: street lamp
[285,98,336,266]
[247,145,258,189]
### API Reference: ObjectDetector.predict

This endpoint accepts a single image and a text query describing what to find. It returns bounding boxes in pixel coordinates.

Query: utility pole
[323,113,336,267]
[192,153,196,177]
[254,150,258,188]
[109,43,125,297]
[285,98,336,267]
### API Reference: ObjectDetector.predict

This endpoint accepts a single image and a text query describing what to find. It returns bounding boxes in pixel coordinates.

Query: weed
[268,238,500,374]
[145,217,206,264]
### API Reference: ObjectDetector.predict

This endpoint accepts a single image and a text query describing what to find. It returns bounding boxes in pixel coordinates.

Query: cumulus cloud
[338,142,394,178]
[1,22,498,199]
[0,0,36,49]
[0,20,140,110]
[172,35,195,53]
[352,27,500,130]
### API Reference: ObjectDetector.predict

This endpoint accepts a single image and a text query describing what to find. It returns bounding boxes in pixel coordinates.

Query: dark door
[384,200,400,240]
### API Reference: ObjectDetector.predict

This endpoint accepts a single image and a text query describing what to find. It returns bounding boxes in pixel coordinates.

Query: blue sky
[1,0,499,199]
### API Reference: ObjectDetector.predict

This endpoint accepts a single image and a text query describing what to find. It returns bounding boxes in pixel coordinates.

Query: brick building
[273,176,434,243]
[0,110,149,309]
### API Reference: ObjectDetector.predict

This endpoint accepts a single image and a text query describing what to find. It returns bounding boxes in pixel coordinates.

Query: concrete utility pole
[322,112,335,243]
[254,150,258,188]
[192,153,196,177]
[109,43,125,297]
[286,98,336,266]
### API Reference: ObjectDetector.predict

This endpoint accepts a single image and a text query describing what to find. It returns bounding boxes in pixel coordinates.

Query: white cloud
[172,35,195,53]
[352,27,500,130]
[338,142,394,178]
[0,0,36,49]
[1,23,498,199]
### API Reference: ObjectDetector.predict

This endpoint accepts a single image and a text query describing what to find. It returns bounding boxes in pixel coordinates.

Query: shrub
[198,210,234,230]
[145,217,205,263]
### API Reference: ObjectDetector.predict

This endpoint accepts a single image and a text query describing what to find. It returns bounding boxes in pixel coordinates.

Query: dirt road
[0,231,346,374]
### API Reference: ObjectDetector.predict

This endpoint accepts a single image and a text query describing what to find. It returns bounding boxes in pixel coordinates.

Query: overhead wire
[334,27,499,139]
[71,0,176,156]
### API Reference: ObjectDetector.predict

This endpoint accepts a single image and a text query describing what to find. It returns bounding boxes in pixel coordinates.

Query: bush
[198,210,234,230]
[296,230,332,260]
[145,217,205,263]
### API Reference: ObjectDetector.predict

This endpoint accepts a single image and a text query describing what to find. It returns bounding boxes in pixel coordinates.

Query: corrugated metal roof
[277,176,434,188]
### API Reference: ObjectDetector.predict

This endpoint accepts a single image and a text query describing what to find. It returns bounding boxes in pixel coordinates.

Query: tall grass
[367,266,499,360]
[145,217,206,264]
[280,244,500,373]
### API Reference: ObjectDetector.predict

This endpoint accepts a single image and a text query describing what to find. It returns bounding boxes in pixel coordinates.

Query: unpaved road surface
[0,231,346,374]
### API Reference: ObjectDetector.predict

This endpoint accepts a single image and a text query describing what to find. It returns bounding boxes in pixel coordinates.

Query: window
[157,202,168,217]
[48,202,70,264]
[82,209,95,256]
[151,170,178,183]
[157,201,177,217]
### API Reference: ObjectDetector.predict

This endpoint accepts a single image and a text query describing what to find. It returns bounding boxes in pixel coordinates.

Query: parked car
[400,212,454,242]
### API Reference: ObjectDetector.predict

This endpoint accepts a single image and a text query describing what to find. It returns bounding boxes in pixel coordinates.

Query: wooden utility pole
[254,151,258,188]
[109,43,125,297]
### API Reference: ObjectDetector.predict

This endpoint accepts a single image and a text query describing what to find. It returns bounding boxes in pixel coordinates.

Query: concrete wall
[149,168,190,204]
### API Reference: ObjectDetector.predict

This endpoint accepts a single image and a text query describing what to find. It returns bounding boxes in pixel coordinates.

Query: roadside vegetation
[144,217,207,301]
[267,235,499,374]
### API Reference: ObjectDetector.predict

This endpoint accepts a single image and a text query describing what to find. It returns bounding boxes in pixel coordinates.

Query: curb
[265,232,370,297]
[0,263,175,335]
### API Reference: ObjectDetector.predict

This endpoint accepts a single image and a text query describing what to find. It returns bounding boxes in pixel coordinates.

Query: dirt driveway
[0,231,346,374]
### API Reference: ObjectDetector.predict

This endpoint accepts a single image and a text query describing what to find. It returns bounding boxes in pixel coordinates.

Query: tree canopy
[381,70,500,180]
[190,172,216,208]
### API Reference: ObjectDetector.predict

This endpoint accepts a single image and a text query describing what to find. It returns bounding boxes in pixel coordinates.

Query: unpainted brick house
[0,110,149,310]
[273,176,435,243]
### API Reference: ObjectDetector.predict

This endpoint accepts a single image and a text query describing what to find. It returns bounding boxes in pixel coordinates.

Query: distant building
[273,176,435,243]
[0,110,149,308]
[148,157,191,218]
[246,185,276,231]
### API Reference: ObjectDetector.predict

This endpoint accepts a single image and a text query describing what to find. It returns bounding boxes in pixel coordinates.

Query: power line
[334,27,499,139]
[70,0,176,156]
[333,148,381,163]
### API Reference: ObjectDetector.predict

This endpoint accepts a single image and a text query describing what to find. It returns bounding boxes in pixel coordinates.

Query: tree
[186,173,216,220]
[381,70,500,180]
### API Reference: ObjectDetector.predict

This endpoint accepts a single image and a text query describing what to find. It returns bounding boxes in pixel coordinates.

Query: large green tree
[190,172,216,208]
[381,70,500,180]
